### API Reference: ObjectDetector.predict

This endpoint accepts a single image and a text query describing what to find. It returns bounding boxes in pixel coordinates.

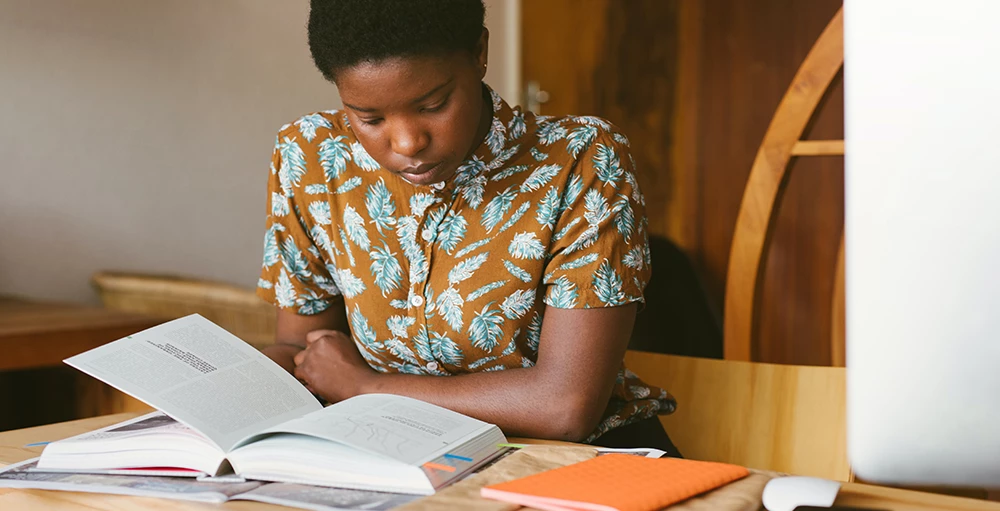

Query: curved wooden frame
[724,8,845,361]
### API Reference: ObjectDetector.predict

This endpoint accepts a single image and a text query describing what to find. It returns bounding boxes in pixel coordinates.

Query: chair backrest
[723,7,846,363]
[91,271,276,349]
[625,350,850,480]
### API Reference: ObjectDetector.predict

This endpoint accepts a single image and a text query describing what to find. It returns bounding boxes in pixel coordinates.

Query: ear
[475,28,490,80]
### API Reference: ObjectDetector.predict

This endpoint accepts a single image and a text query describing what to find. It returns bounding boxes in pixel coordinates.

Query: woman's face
[335,34,490,186]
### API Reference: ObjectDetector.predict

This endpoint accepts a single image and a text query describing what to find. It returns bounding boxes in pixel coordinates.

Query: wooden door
[521,0,844,365]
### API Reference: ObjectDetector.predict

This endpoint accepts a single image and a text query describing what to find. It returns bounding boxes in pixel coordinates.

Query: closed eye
[420,97,449,113]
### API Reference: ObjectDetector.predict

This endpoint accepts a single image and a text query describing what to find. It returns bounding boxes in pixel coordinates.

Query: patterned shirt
[257,86,676,441]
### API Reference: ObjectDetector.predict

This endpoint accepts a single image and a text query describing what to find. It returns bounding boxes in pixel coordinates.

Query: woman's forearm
[357,366,608,441]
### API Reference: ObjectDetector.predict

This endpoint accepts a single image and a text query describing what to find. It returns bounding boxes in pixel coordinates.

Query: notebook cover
[480,454,750,511]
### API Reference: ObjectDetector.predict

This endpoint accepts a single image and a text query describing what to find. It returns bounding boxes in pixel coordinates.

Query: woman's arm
[293,303,636,442]
[261,297,350,374]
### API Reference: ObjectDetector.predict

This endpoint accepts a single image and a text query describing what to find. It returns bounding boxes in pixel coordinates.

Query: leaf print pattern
[612,131,630,146]
[448,252,489,286]
[308,201,332,225]
[508,231,546,259]
[335,176,363,194]
[338,227,356,267]
[537,119,567,145]
[508,110,526,140]
[454,237,492,259]
[436,287,465,332]
[429,331,464,366]
[496,201,531,234]
[459,174,487,210]
[369,242,403,296]
[259,96,669,441]
[561,173,584,212]
[536,187,561,229]
[335,268,366,298]
[275,269,296,308]
[271,192,290,217]
[319,135,351,180]
[592,143,624,188]
[295,113,331,143]
[436,210,468,254]
[310,225,336,259]
[280,237,311,280]
[566,125,598,159]
[386,315,415,339]
[365,178,396,234]
[396,216,428,284]
[486,116,506,156]
[350,141,380,171]
[501,289,536,320]
[342,205,371,251]
[305,184,328,195]
[622,245,645,270]
[558,253,599,271]
[466,279,509,302]
[469,303,504,351]
[491,164,531,182]
[503,259,533,283]
[481,186,518,232]
[612,194,635,242]
[262,224,284,268]
[277,137,308,190]
[593,259,625,306]
[546,276,579,309]
[520,164,562,193]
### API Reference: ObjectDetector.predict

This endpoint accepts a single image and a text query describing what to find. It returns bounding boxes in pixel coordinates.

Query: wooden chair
[625,350,850,480]
[91,271,277,350]
[723,7,846,364]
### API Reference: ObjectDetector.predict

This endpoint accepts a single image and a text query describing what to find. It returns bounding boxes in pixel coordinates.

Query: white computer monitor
[845,0,1000,487]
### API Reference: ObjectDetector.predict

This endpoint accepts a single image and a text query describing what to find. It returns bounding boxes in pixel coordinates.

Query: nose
[389,121,430,158]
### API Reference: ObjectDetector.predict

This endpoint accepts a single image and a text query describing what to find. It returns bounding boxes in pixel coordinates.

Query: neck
[464,83,493,160]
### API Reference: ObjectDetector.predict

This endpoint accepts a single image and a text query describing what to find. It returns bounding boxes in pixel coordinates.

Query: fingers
[305,329,344,344]
[294,349,306,366]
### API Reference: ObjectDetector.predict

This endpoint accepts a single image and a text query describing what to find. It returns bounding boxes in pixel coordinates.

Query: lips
[402,161,440,175]
[399,161,443,184]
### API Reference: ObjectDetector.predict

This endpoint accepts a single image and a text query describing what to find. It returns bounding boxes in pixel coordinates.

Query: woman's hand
[293,329,376,403]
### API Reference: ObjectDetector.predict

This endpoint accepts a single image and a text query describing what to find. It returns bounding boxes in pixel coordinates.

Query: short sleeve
[256,134,341,315]
[543,132,651,309]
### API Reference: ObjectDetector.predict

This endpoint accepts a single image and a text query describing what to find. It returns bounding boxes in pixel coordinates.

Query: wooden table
[1,413,998,511]
[0,296,158,372]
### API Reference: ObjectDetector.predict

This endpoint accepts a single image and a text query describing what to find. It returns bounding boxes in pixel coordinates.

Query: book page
[0,458,262,503]
[65,314,322,452]
[237,394,495,466]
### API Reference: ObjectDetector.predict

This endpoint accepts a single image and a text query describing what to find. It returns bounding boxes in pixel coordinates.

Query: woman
[257,0,679,455]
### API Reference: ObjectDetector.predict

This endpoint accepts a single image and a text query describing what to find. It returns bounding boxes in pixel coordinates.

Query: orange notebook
[480,454,750,511]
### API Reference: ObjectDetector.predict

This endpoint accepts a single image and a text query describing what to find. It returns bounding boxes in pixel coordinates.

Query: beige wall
[0,0,518,305]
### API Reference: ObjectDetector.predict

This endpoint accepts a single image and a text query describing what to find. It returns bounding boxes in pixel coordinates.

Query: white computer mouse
[762,476,841,511]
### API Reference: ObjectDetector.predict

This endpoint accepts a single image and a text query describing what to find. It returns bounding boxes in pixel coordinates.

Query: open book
[37,314,507,495]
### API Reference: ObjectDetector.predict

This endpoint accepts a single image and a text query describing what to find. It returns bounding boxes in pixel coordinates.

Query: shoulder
[274,110,353,147]
[532,114,630,150]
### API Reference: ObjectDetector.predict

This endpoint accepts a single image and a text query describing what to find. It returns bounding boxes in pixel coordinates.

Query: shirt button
[421,229,435,242]
[410,294,425,307]
[426,361,439,371]
[431,182,446,191]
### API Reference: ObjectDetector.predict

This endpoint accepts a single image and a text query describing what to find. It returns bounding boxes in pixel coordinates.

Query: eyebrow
[343,77,455,113]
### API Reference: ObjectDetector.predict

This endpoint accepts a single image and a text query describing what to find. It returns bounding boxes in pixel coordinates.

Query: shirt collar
[452,84,523,189]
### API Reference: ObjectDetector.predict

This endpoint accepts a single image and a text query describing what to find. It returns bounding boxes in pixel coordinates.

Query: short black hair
[308,0,486,82]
